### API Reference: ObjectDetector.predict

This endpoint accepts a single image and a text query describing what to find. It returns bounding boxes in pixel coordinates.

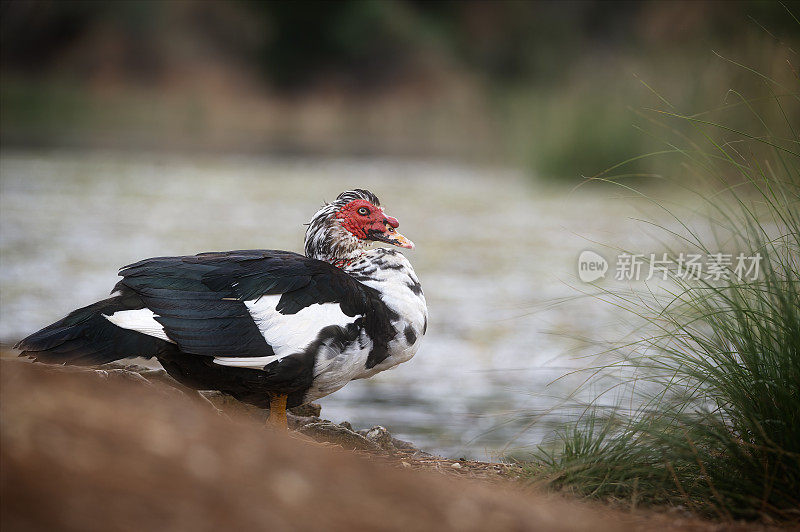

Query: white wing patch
[212,294,362,370]
[103,308,174,343]
[212,354,284,368]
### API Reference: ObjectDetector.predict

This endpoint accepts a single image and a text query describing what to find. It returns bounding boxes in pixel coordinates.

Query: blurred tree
[4,0,798,90]
[246,0,423,89]
[1,0,797,180]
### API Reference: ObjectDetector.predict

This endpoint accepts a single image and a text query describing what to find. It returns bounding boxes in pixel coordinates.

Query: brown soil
[0,360,773,531]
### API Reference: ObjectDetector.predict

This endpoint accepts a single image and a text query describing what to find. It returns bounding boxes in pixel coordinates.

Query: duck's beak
[383,228,415,249]
[371,215,415,249]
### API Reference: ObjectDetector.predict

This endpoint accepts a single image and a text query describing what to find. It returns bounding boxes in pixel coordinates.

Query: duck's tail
[15,292,168,366]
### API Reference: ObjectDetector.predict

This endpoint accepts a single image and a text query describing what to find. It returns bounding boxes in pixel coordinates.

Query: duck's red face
[336,199,414,249]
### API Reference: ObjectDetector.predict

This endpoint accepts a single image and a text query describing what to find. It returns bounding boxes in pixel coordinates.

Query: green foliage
[530,59,800,521]
[2,1,798,176]
[523,89,656,180]
[246,0,426,88]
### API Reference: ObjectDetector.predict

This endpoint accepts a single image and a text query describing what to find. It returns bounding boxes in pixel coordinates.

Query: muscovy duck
[16,189,427,429]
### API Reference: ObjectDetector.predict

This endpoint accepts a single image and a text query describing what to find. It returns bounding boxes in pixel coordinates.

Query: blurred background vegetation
[2,0,797,182]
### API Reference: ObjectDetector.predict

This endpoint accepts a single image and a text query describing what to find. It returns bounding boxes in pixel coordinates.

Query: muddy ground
[0,360,777,531]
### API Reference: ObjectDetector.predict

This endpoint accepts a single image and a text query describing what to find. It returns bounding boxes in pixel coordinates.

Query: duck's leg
[267,392,288,430]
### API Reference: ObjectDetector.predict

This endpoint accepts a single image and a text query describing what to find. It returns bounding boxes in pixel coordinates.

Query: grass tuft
[530,55,800,522]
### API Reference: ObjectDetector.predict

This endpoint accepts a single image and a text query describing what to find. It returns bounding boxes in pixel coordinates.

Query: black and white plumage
[16,189,427,416]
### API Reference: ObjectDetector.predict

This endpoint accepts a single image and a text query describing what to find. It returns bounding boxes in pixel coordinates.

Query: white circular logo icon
[578,250,608,283]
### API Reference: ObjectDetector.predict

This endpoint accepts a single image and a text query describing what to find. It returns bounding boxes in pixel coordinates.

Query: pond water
[0,150,675,459]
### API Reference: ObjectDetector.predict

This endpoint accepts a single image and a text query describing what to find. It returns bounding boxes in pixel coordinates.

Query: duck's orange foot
[266,393,288,431]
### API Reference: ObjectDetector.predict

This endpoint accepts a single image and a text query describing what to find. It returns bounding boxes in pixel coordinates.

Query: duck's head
[304,189,413,265]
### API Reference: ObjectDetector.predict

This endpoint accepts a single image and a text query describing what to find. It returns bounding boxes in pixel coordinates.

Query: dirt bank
[0,360,767,531]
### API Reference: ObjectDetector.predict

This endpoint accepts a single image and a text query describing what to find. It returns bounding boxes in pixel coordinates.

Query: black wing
[116,250,393,363]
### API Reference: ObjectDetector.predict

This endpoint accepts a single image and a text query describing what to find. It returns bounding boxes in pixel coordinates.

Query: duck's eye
[357,207,369,216]
[387,226,395,232]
